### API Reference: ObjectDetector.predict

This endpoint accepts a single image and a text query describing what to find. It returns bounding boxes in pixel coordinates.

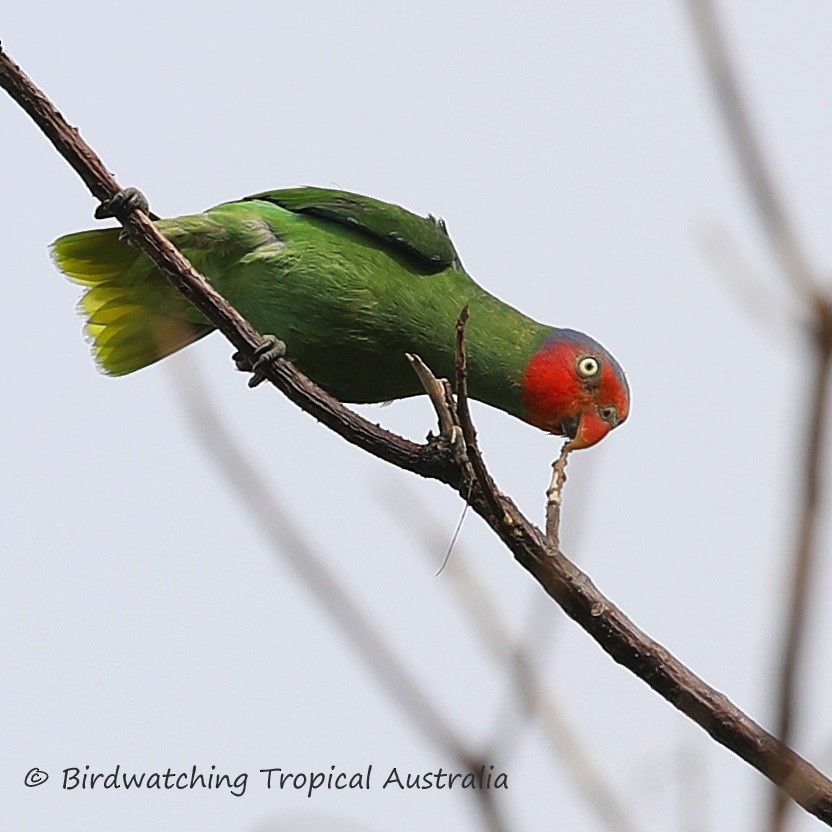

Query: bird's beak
[569,411,612,450]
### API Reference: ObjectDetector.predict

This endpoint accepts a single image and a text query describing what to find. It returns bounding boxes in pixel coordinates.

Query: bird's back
[54,188,548,410]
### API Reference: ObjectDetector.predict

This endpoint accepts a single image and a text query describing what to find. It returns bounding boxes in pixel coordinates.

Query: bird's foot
[233,335,287,388]
[95,187,150,220]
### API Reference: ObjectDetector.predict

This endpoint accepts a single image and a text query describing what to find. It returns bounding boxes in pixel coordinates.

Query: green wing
[242,186,460,270]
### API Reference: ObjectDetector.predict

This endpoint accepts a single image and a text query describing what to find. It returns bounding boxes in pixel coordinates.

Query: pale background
[3,2,832,830]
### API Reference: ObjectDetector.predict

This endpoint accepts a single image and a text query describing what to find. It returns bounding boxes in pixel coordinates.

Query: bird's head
[521,329,630,449]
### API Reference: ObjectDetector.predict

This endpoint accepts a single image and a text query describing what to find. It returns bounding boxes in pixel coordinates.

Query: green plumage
[53,188,553,418]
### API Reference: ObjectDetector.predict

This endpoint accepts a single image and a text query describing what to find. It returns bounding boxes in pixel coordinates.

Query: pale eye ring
[577,356,601,378]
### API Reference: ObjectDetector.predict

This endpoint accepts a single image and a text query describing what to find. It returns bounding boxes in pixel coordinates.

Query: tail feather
[52,229,139,284]
[52,228,213,375]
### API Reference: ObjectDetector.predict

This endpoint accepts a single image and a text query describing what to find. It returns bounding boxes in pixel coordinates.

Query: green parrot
[52,187,629,448]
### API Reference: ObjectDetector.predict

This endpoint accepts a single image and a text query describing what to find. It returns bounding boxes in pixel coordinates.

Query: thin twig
[454,307,505,525]
[5,44,832,825]
[455,306,474,442]
[770,326,832,830]
[695,221,800,342]
[546,443,572,547]
[406,352,458,440]
[685,0,820,304]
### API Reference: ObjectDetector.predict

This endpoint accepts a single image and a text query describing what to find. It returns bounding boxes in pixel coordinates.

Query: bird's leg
[233,334,287,388]
[95,187,150,220]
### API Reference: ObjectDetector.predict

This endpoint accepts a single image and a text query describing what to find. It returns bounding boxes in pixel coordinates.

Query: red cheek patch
[521,348,579,430]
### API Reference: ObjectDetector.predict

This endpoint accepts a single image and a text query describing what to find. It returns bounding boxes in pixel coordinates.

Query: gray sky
[3,2,832,830]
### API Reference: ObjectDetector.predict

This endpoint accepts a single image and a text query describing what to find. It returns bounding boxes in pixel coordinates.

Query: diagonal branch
[381,483,640,832]
[4,43,832,826]
[0,47,455,487]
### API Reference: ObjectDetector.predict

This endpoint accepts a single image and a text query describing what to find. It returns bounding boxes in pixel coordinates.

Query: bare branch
[170,357,512,832]
[0,46,456,487]
[382,483,641,832]
[491,452,600,761]
[694,221,800,341]
[769,327,832,831]
[406,352,458,439]
[454,307,505,526]
[685,0,821,304]
[546,443,572,547]
[5,44,832,825]
[168,356,469,760]
[684,5,832,830]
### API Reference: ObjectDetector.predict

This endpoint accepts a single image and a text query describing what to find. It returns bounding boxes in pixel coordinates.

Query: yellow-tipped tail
[52,228,212,375]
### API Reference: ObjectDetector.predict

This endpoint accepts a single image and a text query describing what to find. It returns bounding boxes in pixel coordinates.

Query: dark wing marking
[243,186,460,270]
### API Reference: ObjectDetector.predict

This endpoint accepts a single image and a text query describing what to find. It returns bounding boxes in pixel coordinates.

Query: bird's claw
[95,187,150,220]
[232,335,286,388]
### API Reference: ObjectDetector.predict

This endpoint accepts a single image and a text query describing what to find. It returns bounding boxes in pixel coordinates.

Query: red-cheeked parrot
[52,187,630,448]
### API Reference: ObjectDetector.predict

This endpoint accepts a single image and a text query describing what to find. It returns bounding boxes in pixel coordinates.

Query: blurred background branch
[686,2,832,830]
[168,354,511,832]
[382,481,640,832]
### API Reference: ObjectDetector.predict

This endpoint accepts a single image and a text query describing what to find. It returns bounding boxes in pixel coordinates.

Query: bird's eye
[599,405,618,425]
[577,356,601,378]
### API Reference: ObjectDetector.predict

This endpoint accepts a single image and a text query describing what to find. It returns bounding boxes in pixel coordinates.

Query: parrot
[52,187,629,449]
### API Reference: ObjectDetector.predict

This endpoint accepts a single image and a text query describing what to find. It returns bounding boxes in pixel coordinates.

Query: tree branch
[771,323,832,830]
[169,356,510,832]
[4,43,832,825]
[169,356,469,762]
[546,444,571,547]
[685,0,819,304]
[382,482,640,832]
[684,4,832,829]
